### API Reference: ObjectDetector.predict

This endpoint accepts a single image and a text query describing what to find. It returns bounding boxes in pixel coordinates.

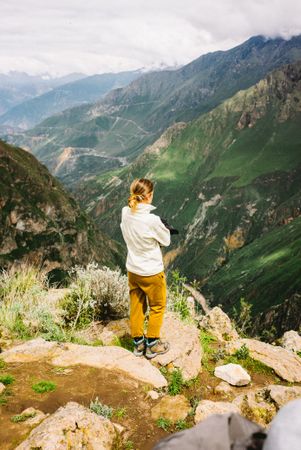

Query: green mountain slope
[0,140,125,280]
[0,71,141,130]
[78,61,301,321]
[9,35,301,188]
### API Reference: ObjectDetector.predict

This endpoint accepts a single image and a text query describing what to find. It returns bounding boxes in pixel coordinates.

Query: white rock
[195,400,239,423]
[151,312,202,380]
[214,363,251,386]
[280,330,301,353]
[0,382,5,394]
[15,402,118,450]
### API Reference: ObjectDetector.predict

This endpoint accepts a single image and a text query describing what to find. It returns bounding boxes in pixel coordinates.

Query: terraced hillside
[77,61,301,318]
[8,35,301,187]
[0,140,125,281]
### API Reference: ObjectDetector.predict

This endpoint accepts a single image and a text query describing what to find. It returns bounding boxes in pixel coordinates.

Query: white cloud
[0,0,300,76]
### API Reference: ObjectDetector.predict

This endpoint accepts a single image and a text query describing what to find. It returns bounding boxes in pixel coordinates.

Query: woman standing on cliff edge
[120,178,171,358]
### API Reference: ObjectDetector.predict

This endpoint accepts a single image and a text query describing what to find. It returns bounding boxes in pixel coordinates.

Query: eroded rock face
[150,312,202,380]
[280,330,301,352]
[226,339,301,382]
[214,363,251,386]
[0,338,167,389]
[194,400,239,423]
[0,140,123,275]
[151,395,191,422]
[15,402,118,450]
[198,307,239,342]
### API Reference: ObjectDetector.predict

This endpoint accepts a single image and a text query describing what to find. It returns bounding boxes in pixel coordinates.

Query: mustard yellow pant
[127,270,167,338]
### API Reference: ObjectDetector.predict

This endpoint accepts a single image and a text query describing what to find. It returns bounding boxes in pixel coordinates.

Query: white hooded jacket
[120,203,171,276]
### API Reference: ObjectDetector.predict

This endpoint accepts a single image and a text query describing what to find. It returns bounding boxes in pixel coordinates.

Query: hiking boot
[133,336,145,357]
[145,339,170,359]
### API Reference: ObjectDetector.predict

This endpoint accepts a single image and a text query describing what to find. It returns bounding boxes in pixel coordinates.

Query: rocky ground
[1,291,301,449]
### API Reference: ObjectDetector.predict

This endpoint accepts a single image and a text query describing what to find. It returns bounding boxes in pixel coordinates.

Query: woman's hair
[128,178,154,212]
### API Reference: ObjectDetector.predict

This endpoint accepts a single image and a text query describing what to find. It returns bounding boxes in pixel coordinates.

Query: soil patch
[0,361,168,450]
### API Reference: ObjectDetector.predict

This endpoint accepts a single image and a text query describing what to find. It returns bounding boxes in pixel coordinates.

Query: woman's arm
[150,215,171,247]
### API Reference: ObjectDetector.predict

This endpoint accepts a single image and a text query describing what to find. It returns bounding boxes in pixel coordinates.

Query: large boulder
[267,385,301,408]
[194,400,239,423]
[151,395,191,422]
[226,338,301,382]
[214,363,251,386]
[279,330,301,353]
[1,338,167,388]
[150,312,202,380]
[15,402,119,450]
[198,307,239,342]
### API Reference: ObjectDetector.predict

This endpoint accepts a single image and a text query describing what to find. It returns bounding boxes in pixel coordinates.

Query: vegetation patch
[0,374,15,385]
[89,397,113,419]
[32,380,57,394]
[11,412,36,423]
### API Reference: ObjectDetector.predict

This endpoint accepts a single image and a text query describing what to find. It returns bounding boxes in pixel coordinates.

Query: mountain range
[0,70,141,130]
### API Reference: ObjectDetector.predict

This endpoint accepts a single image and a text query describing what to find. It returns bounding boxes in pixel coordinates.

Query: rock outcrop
[0,338,167,388]
[226,338,301,382]
[15,402,119,450]
[198,307,239,342]
[279,330,301,352]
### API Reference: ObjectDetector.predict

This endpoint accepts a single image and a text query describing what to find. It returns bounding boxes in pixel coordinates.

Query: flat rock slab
[150,312,202,380]
[195,400,239,423]
[1,338,167,389]
[151,395,191,422]
[267,385,301,408]
[214,363,251,386]
[226,338,301,382]
[15,401,117,450]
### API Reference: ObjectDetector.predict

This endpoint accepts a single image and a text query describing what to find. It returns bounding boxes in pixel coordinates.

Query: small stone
[151,395,191,422]
[195,400,239,423]
[0,382,5,394]
[214,363,251,386]
[147,390,160,400]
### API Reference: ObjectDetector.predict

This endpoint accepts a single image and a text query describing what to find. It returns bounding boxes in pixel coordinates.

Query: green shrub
[234,344,249,360]
[90,397,113,418]
[168,369,184,396]
[156,417,172,431]
[32,380,57,393]
[167,269,191,320]
[0,374,15,385]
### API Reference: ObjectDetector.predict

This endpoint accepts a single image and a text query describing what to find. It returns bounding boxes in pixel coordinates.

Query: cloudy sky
[1,0,301,76]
